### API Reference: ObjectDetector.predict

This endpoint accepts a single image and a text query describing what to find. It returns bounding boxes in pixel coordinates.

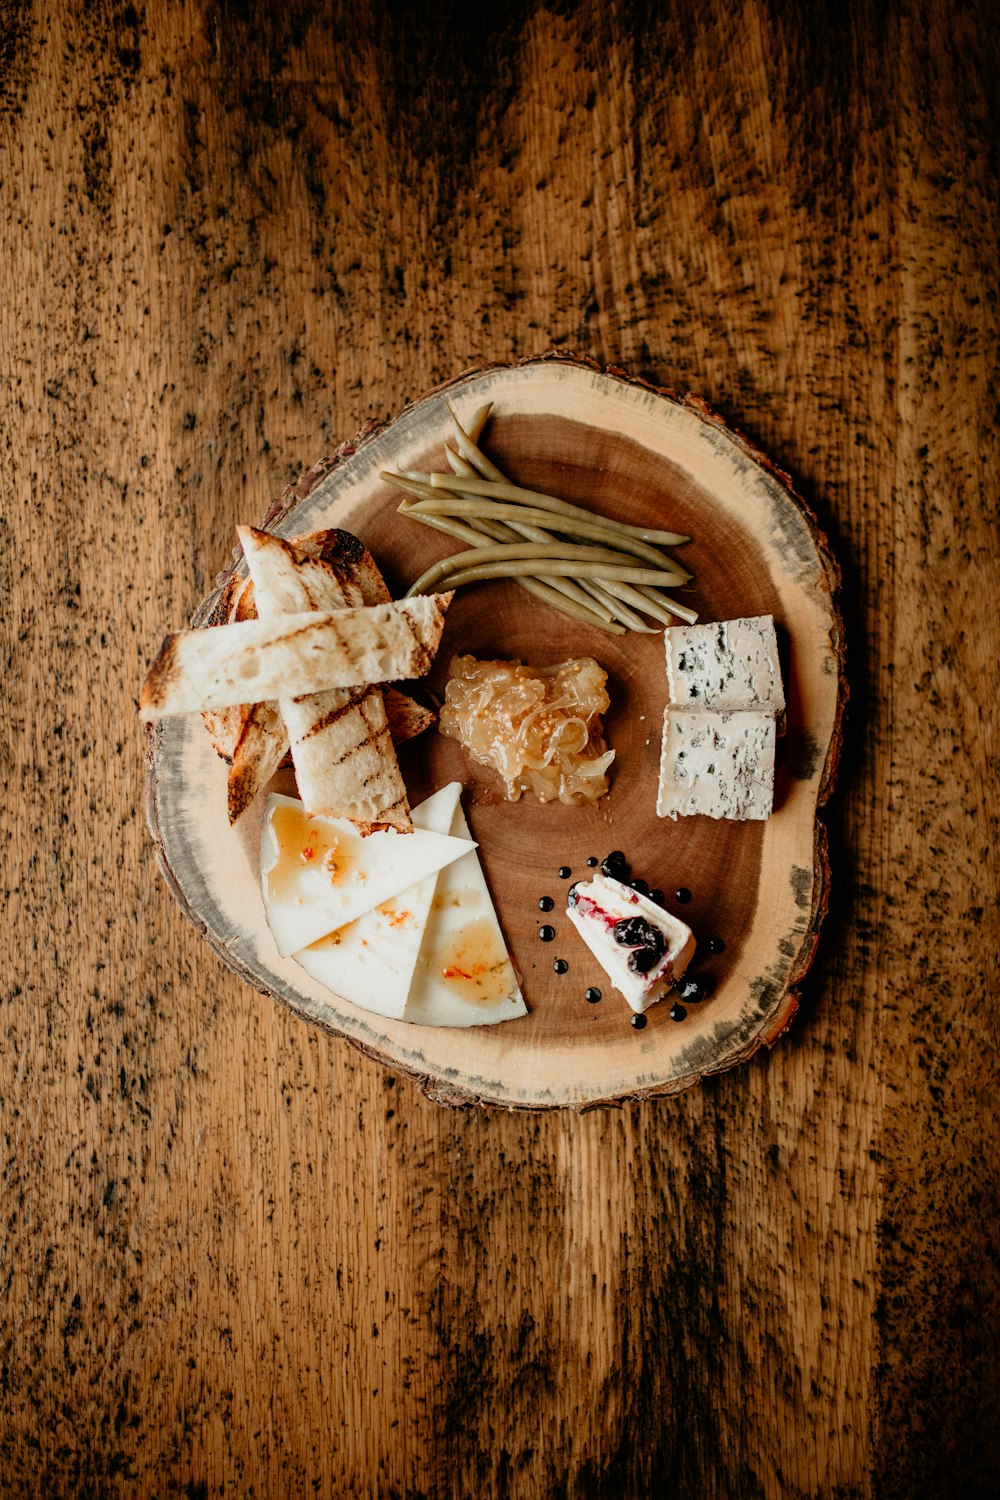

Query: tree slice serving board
[145,356,845,1109]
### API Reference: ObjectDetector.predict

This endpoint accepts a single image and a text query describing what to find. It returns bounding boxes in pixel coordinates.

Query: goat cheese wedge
[292,783,464,1019]
[566,874,695,1013]
[663,616,785,721]
[657,708,776,821]
[260,792,476,955]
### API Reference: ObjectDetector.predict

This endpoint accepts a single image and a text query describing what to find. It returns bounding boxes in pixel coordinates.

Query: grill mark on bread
[297,694,357,742]
[139,634,181,712]
[298,702,381,761]
[228,760,259,823]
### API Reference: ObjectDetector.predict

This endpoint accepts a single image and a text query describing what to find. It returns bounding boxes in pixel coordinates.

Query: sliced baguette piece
[291,527,392,606]
[225,686,434,825]
[381,686,436,744]
[238,526,411,832]
[198,530,435,820]
[226,700,289,824]
[200,572,257,761]
[139,593,452,718]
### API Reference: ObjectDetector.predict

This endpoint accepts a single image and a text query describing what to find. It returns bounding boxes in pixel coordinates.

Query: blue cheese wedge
[657,708,776,821]
[663,616,785,721]
[565,873,695,1013]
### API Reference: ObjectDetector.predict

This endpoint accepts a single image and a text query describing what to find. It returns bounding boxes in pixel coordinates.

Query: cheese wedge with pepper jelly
[260,792,475,956]
[403,798,525,1028]
[293,784,526,1028]
[293,783,463,1019]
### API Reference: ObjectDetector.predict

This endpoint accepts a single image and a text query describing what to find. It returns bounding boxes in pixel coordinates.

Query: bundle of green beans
[379,403,697,636]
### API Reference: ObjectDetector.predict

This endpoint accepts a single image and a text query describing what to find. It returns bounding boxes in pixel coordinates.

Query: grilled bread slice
[236,526,424,832]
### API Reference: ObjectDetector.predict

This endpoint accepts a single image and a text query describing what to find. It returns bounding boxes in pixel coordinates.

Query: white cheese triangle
[403,802,526,1028]
[260,791,476,955]
[291,783,463,1018]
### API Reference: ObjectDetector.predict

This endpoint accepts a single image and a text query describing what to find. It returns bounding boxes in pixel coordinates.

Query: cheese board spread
[143,356,845,1108]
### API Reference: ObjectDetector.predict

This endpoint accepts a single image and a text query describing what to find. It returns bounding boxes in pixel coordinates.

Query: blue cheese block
[664,616,785,721]
[657,708,776,821]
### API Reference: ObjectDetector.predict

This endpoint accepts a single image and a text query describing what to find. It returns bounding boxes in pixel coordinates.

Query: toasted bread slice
[200,573,257,761]
[291,527,391,606]
[236,526,415,831]
[226,699,288,824]
[140,593,451,717]
[381,686,437,744]
[191,528,435,824]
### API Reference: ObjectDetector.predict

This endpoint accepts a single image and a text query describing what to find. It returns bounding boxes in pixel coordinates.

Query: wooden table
[3,2,997,1494]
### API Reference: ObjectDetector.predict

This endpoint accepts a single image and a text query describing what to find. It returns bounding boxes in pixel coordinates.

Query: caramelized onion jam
[439,655,615,805]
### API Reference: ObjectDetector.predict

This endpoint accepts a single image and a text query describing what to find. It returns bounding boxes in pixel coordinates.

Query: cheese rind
[565,873,695,1013]
[664,616,785,720]
[657,708,776,821]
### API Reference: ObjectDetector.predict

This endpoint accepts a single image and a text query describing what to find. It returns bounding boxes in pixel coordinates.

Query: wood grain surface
[1,1,997,1495]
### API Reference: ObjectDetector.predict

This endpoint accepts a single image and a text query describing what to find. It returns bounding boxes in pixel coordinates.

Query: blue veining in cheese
[664,616,785,720]
[656,708,776,821]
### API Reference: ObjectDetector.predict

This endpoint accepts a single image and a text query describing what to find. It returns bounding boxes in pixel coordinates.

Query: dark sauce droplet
[669,1002,687,1022]
[553,958,569,974]
[557,866,572,879]
[586,856,599,867]
[538,925,556,942]
[630,878,650,897]
[675,887,692,903]
[706,936,725,954]
[630,1013,648,1030]
[585,987,602,1003]
[537,896,554,912]
[649,888,666,907]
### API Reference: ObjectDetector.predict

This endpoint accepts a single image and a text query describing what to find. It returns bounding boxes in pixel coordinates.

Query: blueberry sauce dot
[538,925,556,942]
[675,887,692,903]
[630,1013,648,1030]
[585,987,602,1003]
[557,866,572,879]
[553,958,569,975]
[537,896,554,912]
[586,856,599,867]
[706,936,725,954]
[630,877,650,897]
[649,888,666,907]
[669,1002,687,1022]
